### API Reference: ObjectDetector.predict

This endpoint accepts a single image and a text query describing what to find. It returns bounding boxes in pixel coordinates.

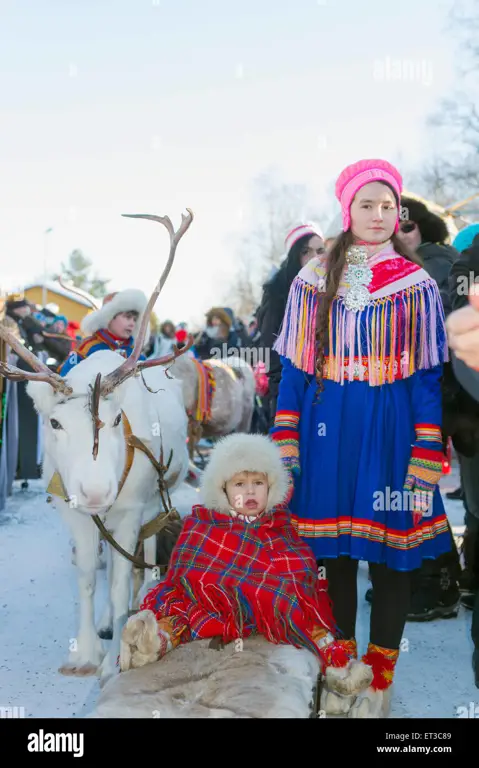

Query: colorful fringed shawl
[190,358,216,422]
[140,505,337,657]
[273,243,449,385]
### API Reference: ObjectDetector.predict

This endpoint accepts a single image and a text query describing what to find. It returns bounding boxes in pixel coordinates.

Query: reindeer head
[0,210,194,514]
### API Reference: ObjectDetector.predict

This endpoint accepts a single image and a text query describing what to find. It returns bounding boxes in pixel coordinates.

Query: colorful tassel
[273,271,448,384]
[190,358,216,423]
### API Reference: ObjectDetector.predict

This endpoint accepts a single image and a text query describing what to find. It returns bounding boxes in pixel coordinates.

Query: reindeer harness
[47,372,181,570]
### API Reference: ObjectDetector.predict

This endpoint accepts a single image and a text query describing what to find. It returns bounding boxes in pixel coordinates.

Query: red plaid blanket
[140,505,338,657]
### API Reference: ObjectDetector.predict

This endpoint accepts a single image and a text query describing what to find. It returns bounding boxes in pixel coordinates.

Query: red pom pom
[320,641,351,670]
[361,651,396,690]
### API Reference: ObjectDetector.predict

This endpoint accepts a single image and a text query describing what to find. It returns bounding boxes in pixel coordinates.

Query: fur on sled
[88,634,320,718]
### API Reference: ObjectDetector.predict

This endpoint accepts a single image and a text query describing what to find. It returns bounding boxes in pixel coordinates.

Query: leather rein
[47,409,180,571]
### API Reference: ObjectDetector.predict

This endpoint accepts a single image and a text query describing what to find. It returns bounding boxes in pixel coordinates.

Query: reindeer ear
[26,380,58,415]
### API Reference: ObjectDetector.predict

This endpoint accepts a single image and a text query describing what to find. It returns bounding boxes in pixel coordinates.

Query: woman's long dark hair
[315,185,423,395]
[267,233,317,301]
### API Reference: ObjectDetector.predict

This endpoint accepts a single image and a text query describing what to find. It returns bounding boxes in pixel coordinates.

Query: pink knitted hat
[335,159,403,232]
[284,221,324,254]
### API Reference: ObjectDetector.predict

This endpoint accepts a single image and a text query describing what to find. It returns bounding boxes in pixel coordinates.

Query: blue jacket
[59,329,145,375]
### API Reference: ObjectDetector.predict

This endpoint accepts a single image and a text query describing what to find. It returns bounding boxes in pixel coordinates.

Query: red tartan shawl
[140,505,338,656]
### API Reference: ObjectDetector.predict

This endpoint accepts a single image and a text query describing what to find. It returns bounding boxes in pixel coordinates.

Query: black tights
[322,556,412,650]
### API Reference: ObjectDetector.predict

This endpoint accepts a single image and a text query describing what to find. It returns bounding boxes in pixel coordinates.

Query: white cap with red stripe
[284,221,324,254]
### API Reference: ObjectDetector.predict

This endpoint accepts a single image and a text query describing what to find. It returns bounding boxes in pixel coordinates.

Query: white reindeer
[0,210,194,686]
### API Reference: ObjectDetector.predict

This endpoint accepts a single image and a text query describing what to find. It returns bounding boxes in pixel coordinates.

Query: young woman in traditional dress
[271,158,451,717]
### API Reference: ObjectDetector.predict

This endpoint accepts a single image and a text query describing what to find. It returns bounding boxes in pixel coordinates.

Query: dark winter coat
[41,331,73,368]
[257,250,305,426]
[194,328,242,361]
[417,241,459,317]
[442,234,479,457]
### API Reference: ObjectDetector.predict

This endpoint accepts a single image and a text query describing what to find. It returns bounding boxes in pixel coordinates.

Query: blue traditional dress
[271,242,451,571]
[58,329,144,376]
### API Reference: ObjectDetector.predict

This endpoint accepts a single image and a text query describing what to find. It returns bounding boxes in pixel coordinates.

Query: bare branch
[0,325,72,394]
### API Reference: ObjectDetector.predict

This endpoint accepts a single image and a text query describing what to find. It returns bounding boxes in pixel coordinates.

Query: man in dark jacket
[5,298,47,482]
[446,227,479,624]
[398,196,458,314]
[446,235,479,687]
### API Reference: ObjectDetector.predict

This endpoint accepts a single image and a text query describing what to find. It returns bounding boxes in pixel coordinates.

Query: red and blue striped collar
[95,329,133,348]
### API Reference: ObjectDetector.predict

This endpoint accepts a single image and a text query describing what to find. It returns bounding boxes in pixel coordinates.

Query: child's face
[225,471,269,516]
[108,311,138,339]
[52,319,66,333]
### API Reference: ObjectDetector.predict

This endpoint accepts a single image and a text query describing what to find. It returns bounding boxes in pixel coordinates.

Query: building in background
[23,280,99,325]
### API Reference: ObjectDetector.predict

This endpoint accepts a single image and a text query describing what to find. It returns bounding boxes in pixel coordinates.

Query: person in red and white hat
[256,221,325,428]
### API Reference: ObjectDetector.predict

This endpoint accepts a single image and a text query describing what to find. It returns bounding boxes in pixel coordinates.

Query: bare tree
[421,0,479,217]
[226,169,322,318]
[227,257,259,320]
[242,169,320,269]
[52,249,110,298]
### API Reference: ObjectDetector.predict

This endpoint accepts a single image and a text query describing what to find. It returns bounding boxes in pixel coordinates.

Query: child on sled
[119,433,373,700]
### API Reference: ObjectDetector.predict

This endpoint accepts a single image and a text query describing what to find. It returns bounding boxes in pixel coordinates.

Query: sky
[0,0,460,326]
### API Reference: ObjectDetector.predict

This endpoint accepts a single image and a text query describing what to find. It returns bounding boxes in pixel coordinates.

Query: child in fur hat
[58,289,149,375]
[119,433,373,699]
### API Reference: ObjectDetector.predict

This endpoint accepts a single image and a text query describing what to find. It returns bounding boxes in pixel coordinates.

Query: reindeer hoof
[58,662,99,677]
[98,627,113,640]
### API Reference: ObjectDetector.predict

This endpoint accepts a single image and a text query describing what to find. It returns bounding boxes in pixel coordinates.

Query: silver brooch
[344,246,373,312]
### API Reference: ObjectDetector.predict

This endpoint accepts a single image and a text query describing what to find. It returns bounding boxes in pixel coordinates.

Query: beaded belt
[323,355,408,382]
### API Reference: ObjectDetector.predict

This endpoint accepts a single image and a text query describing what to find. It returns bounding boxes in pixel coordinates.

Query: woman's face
[350,182,398,243]
[396,219,422,251]
[299,235,325,267]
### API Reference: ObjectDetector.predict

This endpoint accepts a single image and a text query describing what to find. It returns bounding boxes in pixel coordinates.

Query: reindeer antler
[99,209,194,397]
[57,277,99,310]
[0,325,73,395]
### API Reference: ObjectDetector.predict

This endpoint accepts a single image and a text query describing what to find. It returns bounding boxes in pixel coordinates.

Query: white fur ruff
[325,659,373,696]
[348,685,393,718]
[87,635,320,718]
[200,433,289,513]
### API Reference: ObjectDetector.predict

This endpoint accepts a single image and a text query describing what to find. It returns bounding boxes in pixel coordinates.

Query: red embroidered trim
[271,429,300,441]
[411,446,444,461]
[362,651,397,690]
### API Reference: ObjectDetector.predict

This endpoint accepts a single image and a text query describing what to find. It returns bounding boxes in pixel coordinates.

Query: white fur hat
[201,433,289,514]
[81,289,149,339]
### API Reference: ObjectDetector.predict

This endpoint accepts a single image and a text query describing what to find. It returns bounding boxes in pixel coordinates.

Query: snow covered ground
[0,464,477,719]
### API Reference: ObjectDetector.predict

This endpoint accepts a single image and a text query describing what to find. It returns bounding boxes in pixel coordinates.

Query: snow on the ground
[0,465,477,719]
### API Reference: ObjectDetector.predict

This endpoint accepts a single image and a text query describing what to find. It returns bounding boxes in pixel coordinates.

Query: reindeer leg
[59,507,105,676]
[97,544,113,639]
[98,514,141,687]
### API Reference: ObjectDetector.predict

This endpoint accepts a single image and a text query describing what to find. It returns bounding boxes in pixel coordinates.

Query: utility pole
[43,227,53,307]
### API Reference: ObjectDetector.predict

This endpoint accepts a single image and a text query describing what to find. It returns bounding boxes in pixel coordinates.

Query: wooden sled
[86,635,323,718]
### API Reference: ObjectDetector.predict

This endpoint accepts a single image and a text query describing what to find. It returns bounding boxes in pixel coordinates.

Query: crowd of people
[2,155,479,717]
